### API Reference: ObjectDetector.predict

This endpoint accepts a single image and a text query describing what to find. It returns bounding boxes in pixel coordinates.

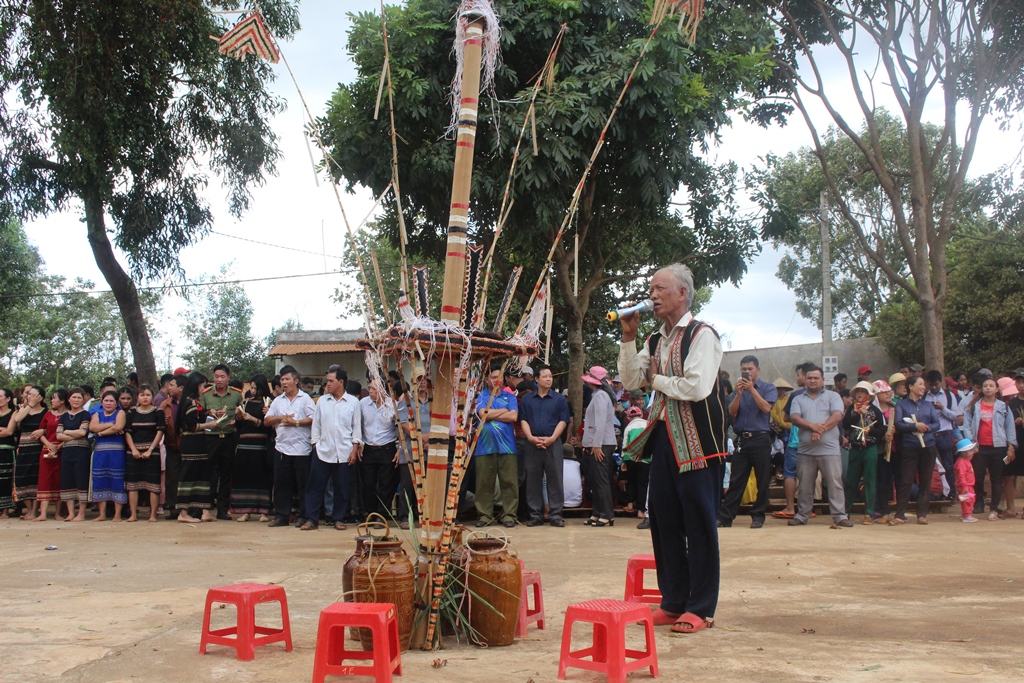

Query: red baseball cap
[857,365,872,375]
[173,367,191,375]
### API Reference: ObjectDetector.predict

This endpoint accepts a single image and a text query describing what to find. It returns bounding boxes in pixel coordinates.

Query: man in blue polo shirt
[474,363,519,528]
[718,355,777,528]
[519,364,571,527]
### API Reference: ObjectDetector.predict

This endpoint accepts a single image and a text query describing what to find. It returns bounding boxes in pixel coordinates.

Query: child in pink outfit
[954,439,977,522]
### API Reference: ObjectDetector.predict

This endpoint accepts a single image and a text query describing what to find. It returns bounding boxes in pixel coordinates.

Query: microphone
[607,299,654,322]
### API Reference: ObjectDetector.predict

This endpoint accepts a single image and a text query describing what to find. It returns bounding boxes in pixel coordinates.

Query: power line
[208,230,349,260]
[0,267,394,302]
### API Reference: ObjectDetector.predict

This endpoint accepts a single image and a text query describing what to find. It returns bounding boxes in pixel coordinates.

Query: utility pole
[820,191,833,357]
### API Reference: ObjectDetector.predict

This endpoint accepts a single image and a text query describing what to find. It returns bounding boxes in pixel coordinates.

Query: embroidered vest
[623,319,728,473]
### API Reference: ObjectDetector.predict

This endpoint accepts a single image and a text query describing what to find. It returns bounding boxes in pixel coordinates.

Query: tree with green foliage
[750,110,994,339]
[1,220,163,388]
[0,1,299,386]
[875,197,1024,373]
[758,0,1024,372]
[322,0,781,417]
[181,271,273,381]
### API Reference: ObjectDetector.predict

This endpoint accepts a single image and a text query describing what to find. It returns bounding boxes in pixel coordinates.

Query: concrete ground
[3,511,1024,683]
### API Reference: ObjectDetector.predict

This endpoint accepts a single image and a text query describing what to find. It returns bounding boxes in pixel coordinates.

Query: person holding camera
[717,356,777,529]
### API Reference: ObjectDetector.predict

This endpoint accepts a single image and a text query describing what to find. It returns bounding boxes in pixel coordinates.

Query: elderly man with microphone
[616,263,728,635]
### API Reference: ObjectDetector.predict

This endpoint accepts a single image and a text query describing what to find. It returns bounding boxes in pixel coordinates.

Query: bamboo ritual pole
[412,13,488,651]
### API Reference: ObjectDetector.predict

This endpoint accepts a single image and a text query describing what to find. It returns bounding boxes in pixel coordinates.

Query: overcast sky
[22,0,1020,368]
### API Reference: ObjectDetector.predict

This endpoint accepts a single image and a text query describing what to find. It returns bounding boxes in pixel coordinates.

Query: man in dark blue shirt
[718,355,777,528]
[518,365,571,527]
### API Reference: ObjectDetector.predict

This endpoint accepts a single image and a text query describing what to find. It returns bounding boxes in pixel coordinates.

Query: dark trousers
[718,432,772,524]
[896,444,937,519]
[974,445,1007,513]
[347,460,364,519]
[875,448,900,516]
[647,423,721,619]
[935,431,955,498]
[164,448,181,514]
[207,433,238,515]
[305,456,350,525]
[625,460,651,513]
[582,446,615,520]
[516,437,529,523]
[524,441,564,522]
[397,462,418,522]
[361,444,399,516]
[273,450,311,521]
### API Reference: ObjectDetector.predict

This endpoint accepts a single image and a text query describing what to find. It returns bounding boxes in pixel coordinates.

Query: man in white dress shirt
[357,380,406,517]
[618,263,728,635]
[303,367,361,530]
[264,365,316,528]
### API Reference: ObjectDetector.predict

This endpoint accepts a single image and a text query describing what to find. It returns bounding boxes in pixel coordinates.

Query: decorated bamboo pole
[412,6,491,650]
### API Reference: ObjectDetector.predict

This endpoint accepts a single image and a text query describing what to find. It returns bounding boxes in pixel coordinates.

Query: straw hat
[773,377,794,391]
[888,372,907,386]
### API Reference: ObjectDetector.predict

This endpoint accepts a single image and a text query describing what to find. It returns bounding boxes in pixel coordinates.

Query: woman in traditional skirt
[124,384,165,522]
[11,385,47,520]
[0,388,17,518]
[35,389,68,521]
[57,388,92,521]
[231,374,274,522]
[89,390,127,522]
[176,372,214,523]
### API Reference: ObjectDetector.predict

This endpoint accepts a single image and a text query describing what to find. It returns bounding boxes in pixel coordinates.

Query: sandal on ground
[771,511,795,519]
[861,516,874,525]
[998,510,1017,519]
[235,514,250,523]
[989,511,999,521]
[888,517,906,526]
[917,517,928,525]
[591,518,614,527]
[651,609,681,626]
[671,612,713,634]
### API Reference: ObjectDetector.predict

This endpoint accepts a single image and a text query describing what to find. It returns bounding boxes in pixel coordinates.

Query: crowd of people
[717,360,1023,528]
[2,356,1021,531]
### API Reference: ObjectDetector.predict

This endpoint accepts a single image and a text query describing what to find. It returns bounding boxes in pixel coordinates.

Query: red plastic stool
[200,583,292,661]
[516,567,546,638]
[623,554,661,604]
[557,599,658,683]
[312,602,402,683]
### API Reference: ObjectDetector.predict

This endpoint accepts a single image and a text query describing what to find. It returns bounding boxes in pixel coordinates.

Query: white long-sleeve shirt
[617,311,722,408]
[311,392,361,464]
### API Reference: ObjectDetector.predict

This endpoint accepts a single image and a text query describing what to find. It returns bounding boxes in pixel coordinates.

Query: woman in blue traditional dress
[89,390,127,522]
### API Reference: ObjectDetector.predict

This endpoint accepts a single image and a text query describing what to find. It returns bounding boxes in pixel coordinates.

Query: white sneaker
[961,516,978,523]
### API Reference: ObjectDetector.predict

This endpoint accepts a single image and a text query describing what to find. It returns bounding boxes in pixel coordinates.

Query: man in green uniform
[200,363,244,520]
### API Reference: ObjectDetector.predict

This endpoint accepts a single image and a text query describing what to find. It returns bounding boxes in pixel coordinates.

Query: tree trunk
[83,191,158,386]
[919,294,944,375]
[554,255,585,433]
